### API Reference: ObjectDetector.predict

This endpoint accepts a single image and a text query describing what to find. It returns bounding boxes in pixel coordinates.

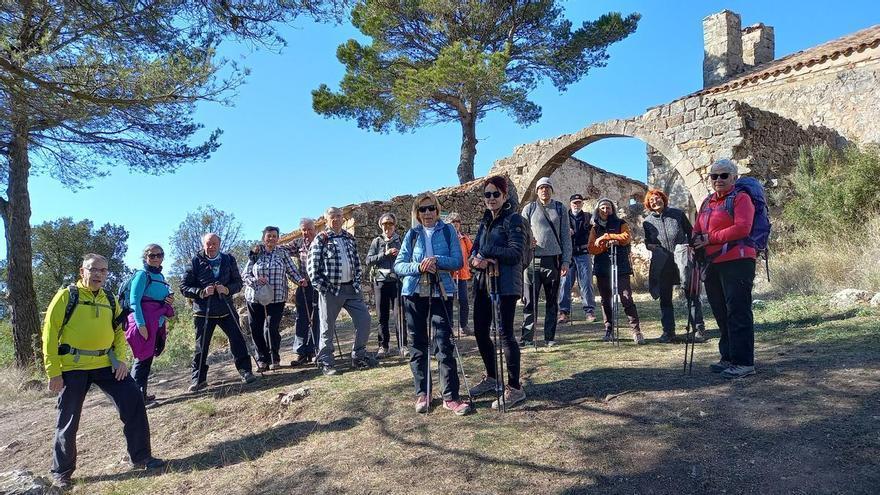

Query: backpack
[699,176,772,280]
[116,270,152,324]
[62,285,120,330]
[507,213,534,270]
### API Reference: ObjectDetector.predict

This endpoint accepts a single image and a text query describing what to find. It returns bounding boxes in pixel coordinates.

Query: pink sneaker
[415,394,430,413]
[443,399,473,416]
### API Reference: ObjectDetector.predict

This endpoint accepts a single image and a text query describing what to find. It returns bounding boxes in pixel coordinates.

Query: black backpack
[62,285,120,330]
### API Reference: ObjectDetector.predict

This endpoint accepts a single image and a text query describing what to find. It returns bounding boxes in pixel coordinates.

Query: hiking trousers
[473,285,521,388]
[191,313,253,385]
[375,280,400,350]
[521,256,561,342]
[316,283,372,367]
[404,295,460,400]
[52,367,151,479]
[130,357,153,399]
[595,274,641,332]
[292,284,320,357]
[559,253,596,315]
[247,301,285,365]
[704,259,755,366]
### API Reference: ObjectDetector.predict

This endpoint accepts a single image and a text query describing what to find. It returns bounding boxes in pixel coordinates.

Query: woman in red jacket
[692,159,757,379]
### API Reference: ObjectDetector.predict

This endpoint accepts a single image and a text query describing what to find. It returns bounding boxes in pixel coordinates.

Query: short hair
[411,192,441,226]
[299,217,315,228]
[262,226,280,236]
[643,189,669,209]
[710,158,738,176]
[142,243,163,259]
[82,253,107,267]
[202,232,220,243]
[324,207,342,220]
[377,212,397,226]
[446,212,461,223]
[482,175,508,195]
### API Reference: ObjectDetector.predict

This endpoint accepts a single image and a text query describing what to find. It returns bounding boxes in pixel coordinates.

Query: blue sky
[14,1,878,268]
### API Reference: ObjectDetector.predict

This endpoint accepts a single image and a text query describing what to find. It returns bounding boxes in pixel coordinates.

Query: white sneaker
[721,365,756,379]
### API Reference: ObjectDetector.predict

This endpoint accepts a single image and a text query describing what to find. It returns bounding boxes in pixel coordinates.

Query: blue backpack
[699,176,772,279]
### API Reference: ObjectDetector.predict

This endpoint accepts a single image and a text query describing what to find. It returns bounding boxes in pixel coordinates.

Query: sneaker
[352,355,378,370]
[187,381,207,393]
[461,326,473,336]
[557,312,569,324]
[709,360,732,373]
[546,340,557,348]
[399,347,410,357]
[519,339,534,348]
[584,311,596,323]
[491,385,526,410]
[603,330,613,342]
[693,329,707,343]
[145,394,156,401]
[721,365,756,379]
[269,362,282,371]
[132,457,166,470]
[415,393,430,413]
[144,399,160,409]
[376,347,388,359]
[320,364,338,376]
[52,475,72,489]
[443,399,474,416]
[658,332,675,344]
[240,371,257,384]
[256,362,269,372]
[468,375,499,397]
[290,354,311,367]
[632,331,645,345]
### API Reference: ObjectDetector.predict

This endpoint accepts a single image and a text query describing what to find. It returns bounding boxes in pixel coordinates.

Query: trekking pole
[263,304,274,369]
[218,293,260,371]
[304,287,316,357]
[424,273,434,412]
[396,292,405,357]
[433,273,474,408]
[530,260,538,352]
[194,286,214,389]
[488,264,506,413]
[610,244,620,347]
[452,274,459,341]
[687,259,702,374]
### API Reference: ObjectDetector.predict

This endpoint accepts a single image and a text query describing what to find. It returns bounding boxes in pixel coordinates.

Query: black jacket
[591,218,633,277]
[471,201,526,297]
[180,252,243,317]
[643,207,694,296]
[569,210,593,257]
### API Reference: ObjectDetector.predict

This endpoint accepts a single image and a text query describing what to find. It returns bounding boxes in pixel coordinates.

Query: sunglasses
[709,173,731,180]
[483,191,502,199]
[147,252,165,259]
[418,205,437,213]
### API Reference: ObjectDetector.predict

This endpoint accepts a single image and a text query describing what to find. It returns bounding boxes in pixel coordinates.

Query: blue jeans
[558,253,596,315]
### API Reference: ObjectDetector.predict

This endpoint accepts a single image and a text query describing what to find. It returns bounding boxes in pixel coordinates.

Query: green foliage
[31,217,129,309]
[168,205,250,275]
[785,145,880,239]
[313,0,639,181]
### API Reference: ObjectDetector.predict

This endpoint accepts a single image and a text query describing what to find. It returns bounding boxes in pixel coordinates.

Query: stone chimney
[742,23,775,69]
[703,10,744,87]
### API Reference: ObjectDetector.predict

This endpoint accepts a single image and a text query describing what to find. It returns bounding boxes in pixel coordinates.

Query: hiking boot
[519,339,534,348]
[469,375,499,397]
[546,340,557,348]
[187,381,207,393]
[658,332,675,344]
[721,365,756,379]
[603,329,613,342]
[557,312,569,324]
[460,326,473,336]
[584,311,596,323]
[240,371,257,384]
[256,361,269,372]
[52,474,72,489]
[132,457,166,470]
[320,364,338,376]
[632,331,645,345]
[144,398,160,409]
[145,394,156,401]
[376,347,388,359]
[443,399,474,416]
[352,355,378,370]
[290,354,311,367]
[399,347,410,357]
[491,385,526,410]
[415,393,430,413]
[692,328,707,343]
[709,360,732,373]
[269,362,282,371]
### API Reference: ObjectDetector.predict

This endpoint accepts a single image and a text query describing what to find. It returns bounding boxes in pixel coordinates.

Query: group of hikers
[40,158,763,488]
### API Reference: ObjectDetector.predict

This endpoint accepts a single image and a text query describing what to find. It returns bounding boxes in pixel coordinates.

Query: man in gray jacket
[520,177,572,347]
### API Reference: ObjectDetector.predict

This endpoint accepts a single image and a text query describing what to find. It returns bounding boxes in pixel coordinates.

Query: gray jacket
[643,207,694,297]
[522,200,572,268]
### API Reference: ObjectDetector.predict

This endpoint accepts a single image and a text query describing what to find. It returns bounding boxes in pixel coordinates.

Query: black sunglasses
[483,191,502,199]
[709,173,731,180]
[418,205,437,213]
[147,252,165,259]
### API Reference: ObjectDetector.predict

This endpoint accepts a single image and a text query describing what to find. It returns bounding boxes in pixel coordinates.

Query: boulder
[870,292,880,308]
[829,288,872,309]
[0,470,54,495]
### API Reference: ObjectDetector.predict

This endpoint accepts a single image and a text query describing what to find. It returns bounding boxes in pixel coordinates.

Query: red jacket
[694,190,756,263]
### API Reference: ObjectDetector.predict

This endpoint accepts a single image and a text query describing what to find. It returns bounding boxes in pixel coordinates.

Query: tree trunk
[1,105,42,368]
[457,112,477,184]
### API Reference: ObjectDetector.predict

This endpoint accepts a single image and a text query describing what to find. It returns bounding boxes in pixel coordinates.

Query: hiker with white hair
[308,207,376,376]
[520,176,572,348]
[42,254,165,488]
[366,212,403,358]
[180,233,257,391]
[693,158,758,379]
[280,217,322,367]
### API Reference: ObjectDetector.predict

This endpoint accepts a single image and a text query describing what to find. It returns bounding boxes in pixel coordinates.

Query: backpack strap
[61,285,79,329]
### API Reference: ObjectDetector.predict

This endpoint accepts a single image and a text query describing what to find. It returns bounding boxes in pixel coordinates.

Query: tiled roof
[693,24,880,97]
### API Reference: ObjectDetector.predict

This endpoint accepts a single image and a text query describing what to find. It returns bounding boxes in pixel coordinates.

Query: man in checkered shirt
[307,207,375,376]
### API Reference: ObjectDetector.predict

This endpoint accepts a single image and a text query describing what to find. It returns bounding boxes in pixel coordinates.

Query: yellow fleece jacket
[42,280,125,378]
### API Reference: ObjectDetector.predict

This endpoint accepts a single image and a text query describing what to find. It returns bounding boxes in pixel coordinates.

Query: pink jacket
[125,299,174,360]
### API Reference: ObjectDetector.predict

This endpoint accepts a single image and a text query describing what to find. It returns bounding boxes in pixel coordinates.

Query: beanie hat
[536,177,553,191]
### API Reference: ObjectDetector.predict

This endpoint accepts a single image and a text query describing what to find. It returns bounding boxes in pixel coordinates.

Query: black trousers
[191,313,253,384]
[522,256,561,342]
[52,367,151,479]
[375,280,400,350]
[657,264,706,335]
[704,259,756,366]
[293,284,320,357]
[473,283,521,388]
[595,274,641,332]
[248,301,285,365]
[130,357,153,399]
[405,295,459,400]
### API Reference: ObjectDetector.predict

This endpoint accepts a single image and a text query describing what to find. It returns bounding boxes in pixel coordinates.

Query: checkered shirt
[307,228,363,296]
[242,247,303,304]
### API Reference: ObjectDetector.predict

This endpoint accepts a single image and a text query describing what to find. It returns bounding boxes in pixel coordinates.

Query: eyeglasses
[483,191,502,199]
[709,173,731,180]
[84,267,109,274]
[381,222,395,227]
[147,252,165,259]
[418,205,437,213]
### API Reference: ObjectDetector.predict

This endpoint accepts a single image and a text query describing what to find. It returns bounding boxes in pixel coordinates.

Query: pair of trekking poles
[194,283,261,388]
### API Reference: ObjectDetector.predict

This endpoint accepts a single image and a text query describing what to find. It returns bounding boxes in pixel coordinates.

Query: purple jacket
[125,299,174,360]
